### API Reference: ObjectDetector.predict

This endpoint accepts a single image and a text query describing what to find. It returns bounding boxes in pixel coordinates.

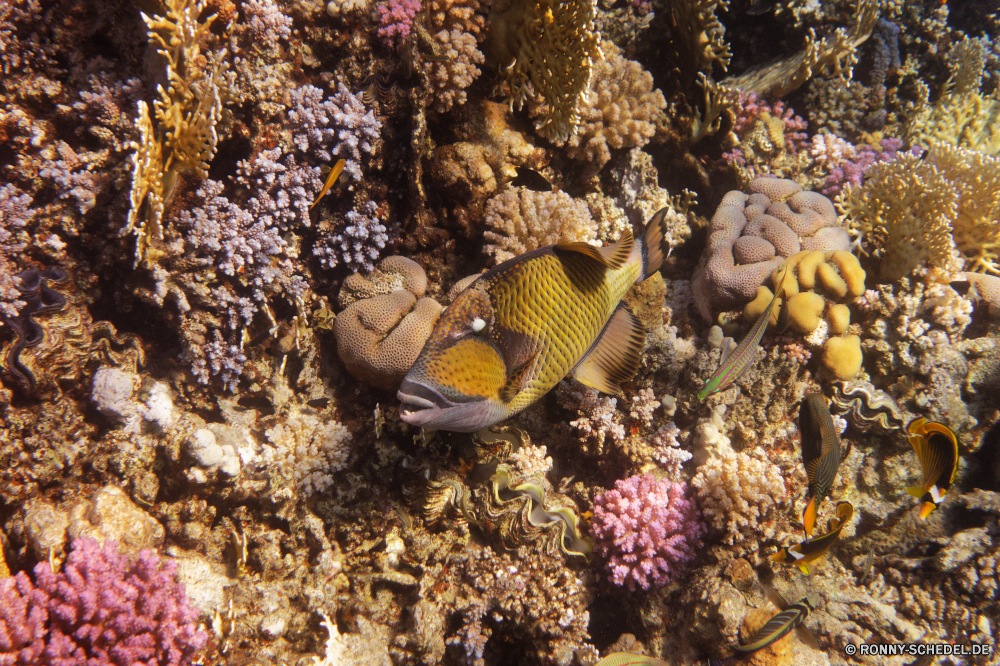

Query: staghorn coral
[590,475,705,590]
[691,446,787,552]
[313,201,389,273]
[0,184,32,319]
[486,0,602,143]
[691,177,850,322]
[559,41,667,168]
[0,537,207,666]
[907,36,1000,156]
[839,142,1000,278]
[263,412,353,496]
[482,187,598,265]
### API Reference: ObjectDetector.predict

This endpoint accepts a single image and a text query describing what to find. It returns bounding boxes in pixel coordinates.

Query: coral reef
[482,187,598,265]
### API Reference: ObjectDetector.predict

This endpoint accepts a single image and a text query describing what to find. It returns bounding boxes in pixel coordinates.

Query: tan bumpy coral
[334,257,443,390]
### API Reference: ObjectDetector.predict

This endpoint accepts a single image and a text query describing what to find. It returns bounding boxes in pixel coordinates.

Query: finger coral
[691,447,787,551]
[590,474,705,590]
[421,0,486,113]
[0,536,207,666]
[483,187,598,265]
[691,177,850,322]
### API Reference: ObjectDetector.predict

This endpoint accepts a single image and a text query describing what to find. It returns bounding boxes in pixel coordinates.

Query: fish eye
[471,317,486,333]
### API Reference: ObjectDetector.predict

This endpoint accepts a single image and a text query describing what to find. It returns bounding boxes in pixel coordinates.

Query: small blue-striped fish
[771,501,853,575]
[733,598,813,653]
[799,393,848,537]
[906,418,959,519]
[697,266,789,400]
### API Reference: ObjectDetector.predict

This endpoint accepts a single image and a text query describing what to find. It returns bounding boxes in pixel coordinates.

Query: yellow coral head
[398,288,512,432]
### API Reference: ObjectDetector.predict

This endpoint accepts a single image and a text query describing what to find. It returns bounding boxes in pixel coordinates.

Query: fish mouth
[397,379,455,422]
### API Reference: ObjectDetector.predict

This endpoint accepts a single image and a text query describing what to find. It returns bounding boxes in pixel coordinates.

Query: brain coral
[691,177,850,322]
[334,256,443,390]
[483,187,598,265]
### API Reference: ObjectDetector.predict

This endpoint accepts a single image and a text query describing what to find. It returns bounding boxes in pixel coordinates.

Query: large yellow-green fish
[398,209,671,432]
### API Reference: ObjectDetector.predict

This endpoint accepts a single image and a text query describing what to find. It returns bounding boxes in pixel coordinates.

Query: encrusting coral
[334,256,443,390]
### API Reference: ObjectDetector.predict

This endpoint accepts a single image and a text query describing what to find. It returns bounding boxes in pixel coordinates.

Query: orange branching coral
[486,0,602,144]
[561,41,667,168]
[125,0,239,265]
[421,0,487,112]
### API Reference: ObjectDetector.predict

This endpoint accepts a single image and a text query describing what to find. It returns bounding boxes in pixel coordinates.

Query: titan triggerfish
[397,209,672,432]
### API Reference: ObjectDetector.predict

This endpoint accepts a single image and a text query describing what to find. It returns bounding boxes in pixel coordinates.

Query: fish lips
[397,378,497,433]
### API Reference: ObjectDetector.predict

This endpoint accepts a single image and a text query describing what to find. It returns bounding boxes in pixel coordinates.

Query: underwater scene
[1,0,999,664]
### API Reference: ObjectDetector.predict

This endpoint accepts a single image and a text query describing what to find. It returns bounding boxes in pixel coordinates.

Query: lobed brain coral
[692,177,850,322]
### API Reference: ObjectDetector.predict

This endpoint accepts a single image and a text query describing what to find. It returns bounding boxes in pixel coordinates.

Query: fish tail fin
[640,207,671,279]
[906,485,925,498]
[802,497,818,537]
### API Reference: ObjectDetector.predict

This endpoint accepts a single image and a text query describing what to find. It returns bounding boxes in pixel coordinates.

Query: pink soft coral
[590,474,705,590]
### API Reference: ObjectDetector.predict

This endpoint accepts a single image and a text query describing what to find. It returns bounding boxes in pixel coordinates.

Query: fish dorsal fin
[555,228,634,270]
[499,347,540,403]
[571,304,645,395]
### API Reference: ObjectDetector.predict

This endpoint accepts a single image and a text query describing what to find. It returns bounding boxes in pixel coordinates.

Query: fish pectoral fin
[499,347,540,404]
[795,625,821,650]
[906,485,926,498]
[554,228,633,270]
[718,337,736,366]
[571,304,645,395]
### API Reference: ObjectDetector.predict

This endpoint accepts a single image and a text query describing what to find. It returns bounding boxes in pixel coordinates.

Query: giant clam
[0,267,143,399]
[828,380,905,435]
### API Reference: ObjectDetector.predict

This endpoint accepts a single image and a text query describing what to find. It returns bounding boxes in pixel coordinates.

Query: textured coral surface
[1,0,999,665]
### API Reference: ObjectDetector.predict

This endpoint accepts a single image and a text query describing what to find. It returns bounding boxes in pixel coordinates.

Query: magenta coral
[590,474,705,590]
[376,0,422,49]
[0,537,207,666]
[820,137,906,196]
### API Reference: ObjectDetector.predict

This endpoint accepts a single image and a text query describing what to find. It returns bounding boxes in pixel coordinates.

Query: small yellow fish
[906,417,959,519]
[770,501,853,575]
[309,158,345,209]
[398,209,671,432]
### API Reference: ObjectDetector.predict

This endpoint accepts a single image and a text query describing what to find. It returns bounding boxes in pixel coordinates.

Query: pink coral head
[590,475,705,590]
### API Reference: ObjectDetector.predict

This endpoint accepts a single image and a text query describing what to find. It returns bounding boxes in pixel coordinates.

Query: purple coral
[821,137,906,196]
[590,475,705,590]
[313,201,389,272]
[376,0,421,49]
[0,537,207,666]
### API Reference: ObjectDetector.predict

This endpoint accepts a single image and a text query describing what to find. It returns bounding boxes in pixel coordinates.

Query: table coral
[691,177,850,322]
[590,474,705,590]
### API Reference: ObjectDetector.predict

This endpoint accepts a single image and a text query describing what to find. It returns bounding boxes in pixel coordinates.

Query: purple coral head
[590,474,705,590]
[376,0,422,49]
[0,537,207,666]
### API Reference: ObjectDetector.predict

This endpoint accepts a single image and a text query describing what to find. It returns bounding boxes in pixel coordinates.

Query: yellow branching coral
[485,0,602,144]
[125,0,238,265]
[907,37,1000,156]
[725,0,879,98]
[667,0,732,73]
[839,142,1000,279]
